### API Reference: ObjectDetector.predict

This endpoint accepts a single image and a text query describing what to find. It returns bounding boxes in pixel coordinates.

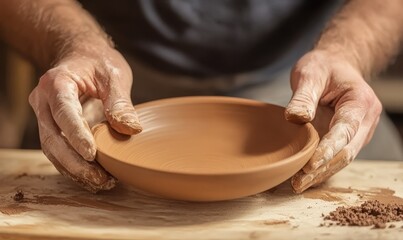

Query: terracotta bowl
[93,96,319,201]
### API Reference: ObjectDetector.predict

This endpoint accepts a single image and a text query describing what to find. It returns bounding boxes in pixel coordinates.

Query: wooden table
[0,149,402,240]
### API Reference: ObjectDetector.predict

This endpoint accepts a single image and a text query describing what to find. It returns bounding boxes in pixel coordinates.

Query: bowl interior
[95,97,315,175]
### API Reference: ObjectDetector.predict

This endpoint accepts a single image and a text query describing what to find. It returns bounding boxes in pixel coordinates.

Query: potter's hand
[29,47,142,192]
[286,50,381,193]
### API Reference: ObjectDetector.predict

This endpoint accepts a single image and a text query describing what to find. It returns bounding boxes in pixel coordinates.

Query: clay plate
[93,96,319,201]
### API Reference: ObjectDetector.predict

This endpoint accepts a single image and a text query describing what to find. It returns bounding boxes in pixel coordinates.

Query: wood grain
[0,149,402,240]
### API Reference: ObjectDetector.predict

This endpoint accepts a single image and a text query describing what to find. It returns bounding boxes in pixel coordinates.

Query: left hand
[286,50,382,193]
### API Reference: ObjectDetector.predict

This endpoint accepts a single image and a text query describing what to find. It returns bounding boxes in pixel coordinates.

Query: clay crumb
[15,172,28,179]
[322,200,403,229]
[13,190,24,202]
[373,222,386,229]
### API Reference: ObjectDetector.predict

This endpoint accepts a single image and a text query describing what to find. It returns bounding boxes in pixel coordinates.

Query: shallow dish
[93,96,319,201]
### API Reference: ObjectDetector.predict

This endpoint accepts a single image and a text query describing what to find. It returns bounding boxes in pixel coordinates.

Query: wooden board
[0,149,402,240]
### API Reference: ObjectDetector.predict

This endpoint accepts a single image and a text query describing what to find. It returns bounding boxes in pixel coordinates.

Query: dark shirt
[79,0,342,77]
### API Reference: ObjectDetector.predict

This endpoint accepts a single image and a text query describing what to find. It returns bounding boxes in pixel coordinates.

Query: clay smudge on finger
[104,102,142,135]
[284,105,314,124]
[52,83,97,161]
[43,145,117,193]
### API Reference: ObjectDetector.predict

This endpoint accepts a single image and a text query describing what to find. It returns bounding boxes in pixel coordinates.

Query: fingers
[292,125,367,193]
[292,101,381,193]
[287,51,382,193]
[292,148,355,193]
[304,85,382,173]
[303,103,366,172]
[29,92,117,192]
[44,74,97,161]
[285,59,328,123]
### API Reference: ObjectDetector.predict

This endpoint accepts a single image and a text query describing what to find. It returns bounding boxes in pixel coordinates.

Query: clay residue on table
[302,187,349,202]
[262,220,290,226]
[26,195,134,211]
[364,188,403,204]
[0,195,134,215]
[303,186,403,204]
[0,204,34,215]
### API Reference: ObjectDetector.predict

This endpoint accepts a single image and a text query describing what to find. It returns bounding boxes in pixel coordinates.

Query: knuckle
[295,67,313,82]
[52,99,78,124]
[356,86,382,117]
[342,148,356,165]
[38,70,57,88]
[373,98,383,116]
[343,150,354,164]
[332,117,359,144]
[342,122,358,143]
[40,132,55,151]
[28,88,40,108]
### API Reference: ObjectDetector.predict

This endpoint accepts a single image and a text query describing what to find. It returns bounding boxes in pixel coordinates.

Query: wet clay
[0,204,33,215]
[93,96,319,201]
[303,186,403,204]
[303,188,343,202]
[262,220,290,226]
[322,200,403,228]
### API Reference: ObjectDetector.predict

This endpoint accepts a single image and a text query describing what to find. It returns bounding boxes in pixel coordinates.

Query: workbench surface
[0,149,402,240]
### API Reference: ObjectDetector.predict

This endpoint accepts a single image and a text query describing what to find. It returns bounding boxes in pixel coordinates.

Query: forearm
[315,0,403,78]
[0,0,112,69]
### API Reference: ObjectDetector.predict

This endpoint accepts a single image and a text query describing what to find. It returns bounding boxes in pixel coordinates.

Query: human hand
[285,50,382,193]
[29,46,142,192]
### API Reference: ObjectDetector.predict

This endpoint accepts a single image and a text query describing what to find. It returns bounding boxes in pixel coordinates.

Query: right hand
[29,46,142,192]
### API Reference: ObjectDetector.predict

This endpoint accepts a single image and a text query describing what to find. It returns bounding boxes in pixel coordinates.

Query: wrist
[312,45,363,76]
[51,33,115,66]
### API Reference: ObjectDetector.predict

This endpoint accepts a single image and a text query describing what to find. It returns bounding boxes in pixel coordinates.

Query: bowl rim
[94,96,319,177]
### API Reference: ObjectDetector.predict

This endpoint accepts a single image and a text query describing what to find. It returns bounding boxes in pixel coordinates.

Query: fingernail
[119,112,143,133]
[106,107,143,135]
[79,140,96,161]
[285,105,314,123]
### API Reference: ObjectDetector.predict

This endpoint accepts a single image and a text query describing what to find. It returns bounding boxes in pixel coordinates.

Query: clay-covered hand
[286,50,381,193]
[29,46,142,193]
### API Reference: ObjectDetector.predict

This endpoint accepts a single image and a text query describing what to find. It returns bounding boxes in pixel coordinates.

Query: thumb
[285,63,328,123]
[100,73,142,135]
[104,96,142,135]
